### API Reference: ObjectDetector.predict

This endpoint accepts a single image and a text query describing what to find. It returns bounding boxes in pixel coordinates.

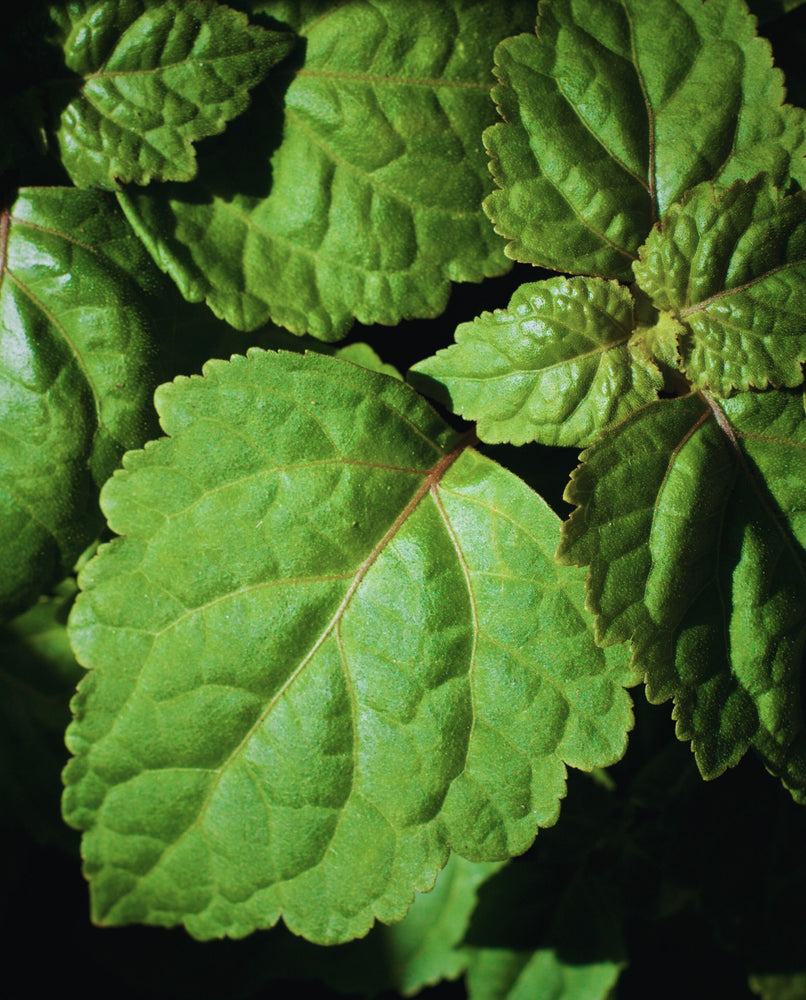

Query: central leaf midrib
[108,431,475,908]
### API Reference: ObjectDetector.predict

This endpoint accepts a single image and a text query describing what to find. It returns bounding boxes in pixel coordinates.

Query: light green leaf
[374,855,503,996]
[633,177,806,396]
[117,0,537,339]
[63,350,634,944]
[0,188,158,619]
[51,0,293,189]
[485,0,806,278]
[409,277,662,447]
[559,390,806,798]
[468,949,621,1000]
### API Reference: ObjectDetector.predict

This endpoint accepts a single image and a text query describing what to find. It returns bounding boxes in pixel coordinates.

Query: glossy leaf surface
[634,177,806,395]
[410,277,662,447]
[0,188,158,618]
[118,0,536,339]
[64,350,634,944]
[485,0,806,278]
[52,0,293,189]
[559,391,806,797]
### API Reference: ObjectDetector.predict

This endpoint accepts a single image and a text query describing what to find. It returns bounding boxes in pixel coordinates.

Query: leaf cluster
[3,2,806,999]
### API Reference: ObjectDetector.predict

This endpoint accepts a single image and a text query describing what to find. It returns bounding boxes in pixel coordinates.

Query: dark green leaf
[485,0,806,278]
[559,390,806,798]
[0,188,158,618]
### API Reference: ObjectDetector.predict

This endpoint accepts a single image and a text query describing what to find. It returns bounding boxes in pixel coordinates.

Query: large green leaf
[117,0,536,340]
[409,277,662,447]
[559,390,806,797]
[633,177,806,396]
[63,350,634,944]
[485,0,806,278]
[0,188,158,619]
[50,0,293,189]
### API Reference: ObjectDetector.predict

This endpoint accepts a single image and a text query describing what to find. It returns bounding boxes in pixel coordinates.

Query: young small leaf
[559,391,806,798]
[410,277,662,447]
[64,350,634,944]
[52,0,294,189]
[485,0,806,278]
[117,0,536,339]
[0,188,158,618]
[633,177,806,395]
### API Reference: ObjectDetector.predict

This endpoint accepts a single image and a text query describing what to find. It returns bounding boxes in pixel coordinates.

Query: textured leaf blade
[485,0,806,277]
[52,0,293,189]
[118,0,536,339]
[633,177,806,395]
[559,391,806,797]
[63,350,634,944]
[0,188,158,618]
[410,277,662,447]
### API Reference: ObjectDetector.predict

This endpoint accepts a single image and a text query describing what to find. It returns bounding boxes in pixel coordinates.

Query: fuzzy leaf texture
[117,0,536,339]
[559,391,806,799]
[63,350,634,944]
[52,0,294,189]
[633,177,806,395]
[485,0,806,278]
[410,276,663,448]
[0,188,158,619]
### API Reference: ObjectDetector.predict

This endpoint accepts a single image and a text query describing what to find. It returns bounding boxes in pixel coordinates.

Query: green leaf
[117,0,537,339]
[633,177,806,396]
[50,0,294,189]
[410,277,662,448]
[0,188,159,619]
[750,973,806,999]
[485,0,806,278]
[0,578,84,845]
[559,390,806,798]
[63,350,634,944]
[467,949,621,1000]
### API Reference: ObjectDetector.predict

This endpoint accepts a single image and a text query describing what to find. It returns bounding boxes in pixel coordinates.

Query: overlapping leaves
[634,176,806,395]
[63,350,634,944]
[117,0,536,338]
[50,0,293,189]
[412,1,806,798]
[0,187,159,619]
[484,0,806,278]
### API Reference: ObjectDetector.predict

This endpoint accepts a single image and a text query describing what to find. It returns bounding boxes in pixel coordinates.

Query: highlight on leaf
[63,350,634,945]
[0,187,158,619]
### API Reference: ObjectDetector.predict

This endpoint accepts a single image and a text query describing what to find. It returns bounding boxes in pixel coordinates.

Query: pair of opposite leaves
[62,0,806,948]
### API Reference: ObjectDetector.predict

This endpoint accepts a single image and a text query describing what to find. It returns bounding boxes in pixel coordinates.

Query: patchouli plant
[3,2,806,999]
